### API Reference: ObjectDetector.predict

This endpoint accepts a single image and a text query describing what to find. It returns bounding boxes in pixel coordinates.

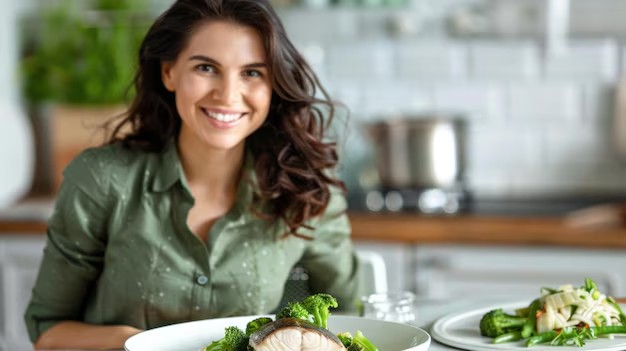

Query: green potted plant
[20,0,150,192]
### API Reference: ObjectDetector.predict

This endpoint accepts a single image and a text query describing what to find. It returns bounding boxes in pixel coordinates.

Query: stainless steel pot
[365,116,467,189]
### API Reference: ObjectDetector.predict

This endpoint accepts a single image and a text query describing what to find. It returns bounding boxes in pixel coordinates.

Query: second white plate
[431,301,626,351]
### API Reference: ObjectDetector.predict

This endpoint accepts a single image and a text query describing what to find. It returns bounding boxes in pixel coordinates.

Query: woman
[24,0,359,349]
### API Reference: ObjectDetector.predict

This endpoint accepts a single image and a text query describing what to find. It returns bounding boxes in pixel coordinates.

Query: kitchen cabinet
[0,235,45,351]
[414,244,626,300]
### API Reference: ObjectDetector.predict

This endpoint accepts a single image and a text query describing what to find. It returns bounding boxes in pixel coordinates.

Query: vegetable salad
[479,278,626,347]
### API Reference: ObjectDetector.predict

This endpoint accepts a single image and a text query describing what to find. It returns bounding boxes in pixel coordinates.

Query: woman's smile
[201,107,247,128]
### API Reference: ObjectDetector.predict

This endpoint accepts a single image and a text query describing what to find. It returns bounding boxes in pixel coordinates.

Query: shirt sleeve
[24,152,110,342]
[299,188,360,311]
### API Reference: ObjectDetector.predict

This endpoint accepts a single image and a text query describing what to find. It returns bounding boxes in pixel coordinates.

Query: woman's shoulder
[65,142,148,174]
[326,184,348,212]
[62,142,157,196]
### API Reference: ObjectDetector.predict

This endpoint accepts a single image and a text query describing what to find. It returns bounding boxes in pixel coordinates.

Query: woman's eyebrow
[188,54,267,69]
[188,55,220,65]
[244,62,268,69]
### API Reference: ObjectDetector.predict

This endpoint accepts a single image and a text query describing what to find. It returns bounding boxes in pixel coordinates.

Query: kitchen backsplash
[275,6,626,199]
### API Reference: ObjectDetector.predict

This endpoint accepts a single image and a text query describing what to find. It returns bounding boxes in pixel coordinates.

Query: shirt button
[196,274,209,286]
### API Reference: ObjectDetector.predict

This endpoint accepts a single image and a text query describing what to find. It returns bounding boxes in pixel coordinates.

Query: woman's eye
[244,69,262,78]
[196,64,215,73]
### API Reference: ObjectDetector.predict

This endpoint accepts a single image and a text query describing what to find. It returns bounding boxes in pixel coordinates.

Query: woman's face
[162,20,272,152]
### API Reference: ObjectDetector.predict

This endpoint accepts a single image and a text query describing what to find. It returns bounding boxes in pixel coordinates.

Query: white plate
[431,301,626,351]
[125,315,431,351]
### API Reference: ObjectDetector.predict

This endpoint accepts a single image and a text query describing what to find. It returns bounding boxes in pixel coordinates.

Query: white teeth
[204,110,241,122]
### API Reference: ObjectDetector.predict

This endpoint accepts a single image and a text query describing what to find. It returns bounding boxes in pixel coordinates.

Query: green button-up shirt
[24,141,359,342]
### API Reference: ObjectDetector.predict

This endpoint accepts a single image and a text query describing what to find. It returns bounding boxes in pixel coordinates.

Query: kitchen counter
[1,198,626,249]
[348,212,626,249]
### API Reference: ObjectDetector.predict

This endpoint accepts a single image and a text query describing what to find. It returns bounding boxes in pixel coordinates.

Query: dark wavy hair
[109,0,346,237]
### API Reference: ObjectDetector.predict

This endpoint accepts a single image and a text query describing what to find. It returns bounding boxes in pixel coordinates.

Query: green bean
[493,331,523,344]
[526,330,558,347]
[591,325,626,336]
[585,278,598,292]
[521,299,540,338]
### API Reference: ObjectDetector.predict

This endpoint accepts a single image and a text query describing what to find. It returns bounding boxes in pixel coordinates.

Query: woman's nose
[211,76,239,104]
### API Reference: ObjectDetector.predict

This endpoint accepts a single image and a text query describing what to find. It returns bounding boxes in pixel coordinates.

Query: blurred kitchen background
[4,1,626,349]
[3,0,626,213]
[276,0,626,214]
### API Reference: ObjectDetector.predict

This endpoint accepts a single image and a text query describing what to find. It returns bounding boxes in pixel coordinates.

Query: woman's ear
[161,61,176,92]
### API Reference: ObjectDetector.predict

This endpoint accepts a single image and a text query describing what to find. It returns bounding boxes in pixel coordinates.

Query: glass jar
[359,291,417,324]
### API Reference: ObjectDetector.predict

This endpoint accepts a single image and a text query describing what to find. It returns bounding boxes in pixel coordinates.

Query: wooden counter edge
[348,212,626,249]
[0,220,48,234]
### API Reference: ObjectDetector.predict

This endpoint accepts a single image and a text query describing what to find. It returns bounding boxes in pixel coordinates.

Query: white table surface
[413,297,504,351]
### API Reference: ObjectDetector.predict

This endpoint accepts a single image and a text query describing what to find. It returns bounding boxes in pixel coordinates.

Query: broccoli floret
[337,331,353,347]
[276,301,311,321]
[301,293,338,329]
[479,309,528,338]
[351,330,379,351]
[347,343,365,351]
[336,330,378,351]
[245,317,273,336]
[204,326,248,351]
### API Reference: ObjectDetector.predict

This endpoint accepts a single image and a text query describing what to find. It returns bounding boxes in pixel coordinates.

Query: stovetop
[348,192,626,217]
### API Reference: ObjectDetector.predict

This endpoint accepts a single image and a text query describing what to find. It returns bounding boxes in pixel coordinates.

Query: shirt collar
[151,140,184,192]
[150,140,257,204]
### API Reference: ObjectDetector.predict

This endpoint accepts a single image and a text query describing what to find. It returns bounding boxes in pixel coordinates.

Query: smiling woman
[23,0,359,350]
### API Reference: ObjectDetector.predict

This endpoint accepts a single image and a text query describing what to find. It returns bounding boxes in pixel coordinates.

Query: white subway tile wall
[469,41,541,81]
[581,84,614,126]
[395,41,468,81]
[507,83,582,123]
[277,7,626,198]
[327,41,395,80]
[432,82,506,121]
[544,40,619,82]
[359,81,433,118]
